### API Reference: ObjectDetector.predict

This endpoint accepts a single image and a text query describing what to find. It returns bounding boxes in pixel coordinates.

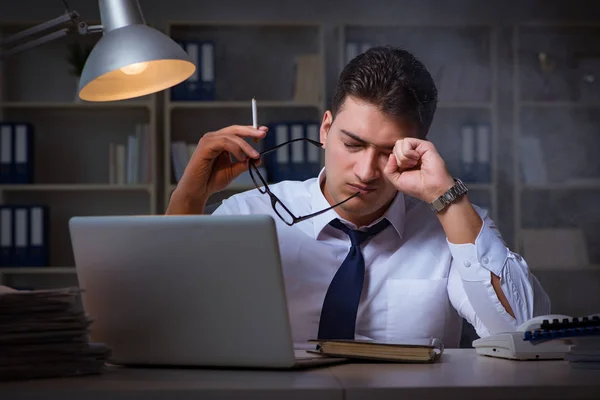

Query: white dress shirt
[213,169,551,348]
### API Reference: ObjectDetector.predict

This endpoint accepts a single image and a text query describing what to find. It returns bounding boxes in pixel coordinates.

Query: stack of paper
[567,336,600,369]
[566,317,600,369]
[0,286,110,381]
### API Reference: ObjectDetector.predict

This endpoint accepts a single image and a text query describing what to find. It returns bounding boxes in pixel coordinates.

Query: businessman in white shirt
[167,46,551,348]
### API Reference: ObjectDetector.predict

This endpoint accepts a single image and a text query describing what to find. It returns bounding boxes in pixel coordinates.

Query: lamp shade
[78,23,195,101]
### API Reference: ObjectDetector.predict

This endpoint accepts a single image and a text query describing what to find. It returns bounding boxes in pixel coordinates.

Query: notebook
[307,338,444,363]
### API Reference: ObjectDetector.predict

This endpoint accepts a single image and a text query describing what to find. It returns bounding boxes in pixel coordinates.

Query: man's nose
[354,149,380,182]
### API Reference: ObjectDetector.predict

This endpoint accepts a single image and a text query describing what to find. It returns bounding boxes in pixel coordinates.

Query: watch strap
[428,178,468,213]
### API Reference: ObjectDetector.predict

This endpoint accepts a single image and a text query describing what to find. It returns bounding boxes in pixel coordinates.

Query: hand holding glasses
[248,137,360,226]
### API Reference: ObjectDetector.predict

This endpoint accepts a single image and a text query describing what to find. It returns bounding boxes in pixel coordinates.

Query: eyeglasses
[248,138,359,226]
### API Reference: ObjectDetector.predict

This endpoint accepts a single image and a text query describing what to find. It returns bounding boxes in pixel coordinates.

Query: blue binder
[459,123,477,183]
[171,40,216,101]
[305,122,322,178]
[11,206,28,267]
[290,122,322,181]
[265,121,322,183]
[0,205,49,267]
[12,122,34,184]
[265,122,292,183]
[0,122,34,184]
[26,205,49,267]
[475,123,491,183]
[0,123,13,183]
[0,205,12,266]
[289,122,306,180]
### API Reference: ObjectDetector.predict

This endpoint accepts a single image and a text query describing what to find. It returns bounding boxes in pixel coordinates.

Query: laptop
[68,214,345,369]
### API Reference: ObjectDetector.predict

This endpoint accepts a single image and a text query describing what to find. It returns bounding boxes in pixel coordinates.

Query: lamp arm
[0,10,103,60]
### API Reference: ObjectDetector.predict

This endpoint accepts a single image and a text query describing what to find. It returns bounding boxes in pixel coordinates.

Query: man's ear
[320,111,333,148]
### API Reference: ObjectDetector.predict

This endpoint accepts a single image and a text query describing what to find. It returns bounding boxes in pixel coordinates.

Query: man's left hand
[383,138,455,203]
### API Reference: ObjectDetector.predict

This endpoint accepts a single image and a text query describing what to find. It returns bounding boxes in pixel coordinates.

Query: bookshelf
[4,17,598,293]
[337,24,499,222]
[513,23,600,267]
[163,21,326,209]
[0,21,158,288]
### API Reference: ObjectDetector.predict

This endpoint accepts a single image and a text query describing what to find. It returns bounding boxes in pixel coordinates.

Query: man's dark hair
[331,46,438,138]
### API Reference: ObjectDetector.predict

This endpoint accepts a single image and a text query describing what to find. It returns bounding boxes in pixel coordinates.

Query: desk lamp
[0,0,196,102]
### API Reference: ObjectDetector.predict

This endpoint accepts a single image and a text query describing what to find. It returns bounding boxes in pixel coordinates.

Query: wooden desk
[1,349,598,400]
[331,348,600,400]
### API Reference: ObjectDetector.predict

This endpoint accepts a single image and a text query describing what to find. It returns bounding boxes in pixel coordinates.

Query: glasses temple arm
[258,138,322,157]
[294,192,360,223]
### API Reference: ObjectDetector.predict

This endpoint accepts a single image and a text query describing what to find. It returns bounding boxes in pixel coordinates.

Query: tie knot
[329,218,390,246]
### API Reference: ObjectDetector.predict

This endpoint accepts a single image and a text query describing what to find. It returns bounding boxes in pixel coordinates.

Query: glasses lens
[274,200,295,225]
[249,162,267,194]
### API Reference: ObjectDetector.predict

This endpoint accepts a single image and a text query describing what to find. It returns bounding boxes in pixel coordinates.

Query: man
[167,46,551,348]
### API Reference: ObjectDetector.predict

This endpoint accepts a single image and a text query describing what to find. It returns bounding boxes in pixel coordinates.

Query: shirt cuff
[446,218,509,282]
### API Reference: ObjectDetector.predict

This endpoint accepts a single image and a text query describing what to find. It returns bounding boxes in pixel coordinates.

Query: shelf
[0,184,154,192]
[0,101,152,110]
[169,183,256,192]
[167,20,322,28]
[521,182,600,190]
[437,102,492,109]
[168,101,321,110]
[0,267,76,274]
[520,101,600,108]
[168,101,490,110]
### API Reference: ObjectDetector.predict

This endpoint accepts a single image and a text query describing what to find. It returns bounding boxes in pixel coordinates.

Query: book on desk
[307,337,444,363]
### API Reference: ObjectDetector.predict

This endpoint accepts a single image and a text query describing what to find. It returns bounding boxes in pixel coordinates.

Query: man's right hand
[166,125,268,214]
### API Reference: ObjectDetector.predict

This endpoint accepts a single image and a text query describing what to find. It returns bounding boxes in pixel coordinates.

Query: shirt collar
[309,168,406,240]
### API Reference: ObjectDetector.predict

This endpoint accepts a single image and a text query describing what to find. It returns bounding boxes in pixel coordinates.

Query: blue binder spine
[290,123,305,180]
[345,42,359,66]
[306,122,321,178]
[13,122,34,184]
[170,40,189,101]
[27,205,49,267]
[0,123,13,183]
[12,206,28,267]
[476,122,491,183]
[459,123,477,183]
[170,40,215,101]
[200,41,215,101]
[0,205,12,266]
[271,123,291,183]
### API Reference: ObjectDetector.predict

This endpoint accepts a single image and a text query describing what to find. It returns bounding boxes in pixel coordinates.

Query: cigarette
[252,97,258,143]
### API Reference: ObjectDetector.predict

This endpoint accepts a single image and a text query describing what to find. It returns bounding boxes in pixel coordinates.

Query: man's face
[319,96,417,227]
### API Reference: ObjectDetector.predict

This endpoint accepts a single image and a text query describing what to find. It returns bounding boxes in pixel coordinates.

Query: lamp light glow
[120,61,149,75]
[78,0,195,102]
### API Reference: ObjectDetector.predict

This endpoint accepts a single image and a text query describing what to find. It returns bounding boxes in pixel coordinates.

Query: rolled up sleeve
[446,207,551,336]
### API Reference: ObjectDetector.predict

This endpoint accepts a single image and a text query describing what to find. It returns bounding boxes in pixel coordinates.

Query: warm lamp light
[78,0,196,101]
[0,0,196,102]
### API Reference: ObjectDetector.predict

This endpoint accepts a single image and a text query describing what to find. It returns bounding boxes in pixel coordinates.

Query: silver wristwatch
[428,178,468,213]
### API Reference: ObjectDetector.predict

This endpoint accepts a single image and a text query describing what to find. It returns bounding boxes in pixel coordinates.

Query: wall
[2,0,600,316]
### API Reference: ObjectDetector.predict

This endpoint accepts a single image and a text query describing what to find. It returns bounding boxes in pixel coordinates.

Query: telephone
[472,314,573,360]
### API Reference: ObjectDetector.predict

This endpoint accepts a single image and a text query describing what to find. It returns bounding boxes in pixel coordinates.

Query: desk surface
[2,349,599,400]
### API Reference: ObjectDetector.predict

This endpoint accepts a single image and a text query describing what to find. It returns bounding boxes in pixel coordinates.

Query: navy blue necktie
[318,218,390,340]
